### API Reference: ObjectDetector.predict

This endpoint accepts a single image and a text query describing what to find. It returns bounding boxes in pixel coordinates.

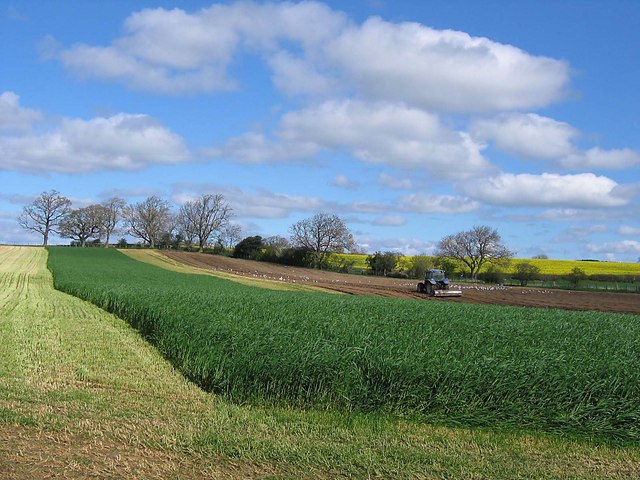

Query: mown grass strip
[47,247,640,445]
[120,248,327,292]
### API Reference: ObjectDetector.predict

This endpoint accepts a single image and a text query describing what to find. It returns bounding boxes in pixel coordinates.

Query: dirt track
[161,251,640,315]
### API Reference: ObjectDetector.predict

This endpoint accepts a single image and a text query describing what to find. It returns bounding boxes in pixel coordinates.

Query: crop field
[334,253,640,276]
[4,246,640,478]
[47,247,640,444]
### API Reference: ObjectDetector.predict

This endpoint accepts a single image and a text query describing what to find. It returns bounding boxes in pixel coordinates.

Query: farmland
[158,250,640,314]
[334,253,640,276]
[47,247,640,443]
[3,246,640,478]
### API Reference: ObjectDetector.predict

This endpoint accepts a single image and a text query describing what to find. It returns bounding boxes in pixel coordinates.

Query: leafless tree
[436,225,513,279]
[178,194,232,252]
[123,196,172,248]
[290,213,355,268]
[99,197,126,247]
[217,224,243,249]
[59,205,105,247]
[18,190,71,246]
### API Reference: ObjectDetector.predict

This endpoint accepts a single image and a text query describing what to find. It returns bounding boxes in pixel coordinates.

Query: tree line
[18,192,358,266]
[18,190,237,251]
[19,191,518,278]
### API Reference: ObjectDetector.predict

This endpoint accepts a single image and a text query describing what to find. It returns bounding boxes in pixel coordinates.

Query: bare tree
[123,196,172,248]
[218,224,243,249]
[178,194,232,252]
[18,190,71,246]
[290,213,355,268]
[100,197,126,247]
[59,205,105,247]
[436,225,513,279]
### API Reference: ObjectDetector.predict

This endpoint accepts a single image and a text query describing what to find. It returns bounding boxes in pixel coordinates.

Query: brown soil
[161,251,640,315]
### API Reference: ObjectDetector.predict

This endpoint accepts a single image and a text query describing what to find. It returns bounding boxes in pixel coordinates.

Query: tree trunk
[43,231,49,247]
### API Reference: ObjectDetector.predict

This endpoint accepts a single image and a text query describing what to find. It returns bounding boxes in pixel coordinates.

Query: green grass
[46,247,640,444]
[3,245,640,478]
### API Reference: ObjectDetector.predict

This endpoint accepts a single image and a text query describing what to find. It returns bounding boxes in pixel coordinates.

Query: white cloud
[172,183,331,219]
[372,215,407,226]
[278,100,493,179]
[471,113,577,159]
[0,113,189,173]
[55,2,348,95]
[377,173,413,190]
[0,92,42,131]
[332,174,358,190]
[359,236,437,256]
[400,193,480,214]
[465,173,628,208]
[206,132,318,164]
[51,2,568,111]
[268,51,337,96]
[586,240,640,254]
[619,225,640,236]
[326,17,568,112]
[560,147,640,170]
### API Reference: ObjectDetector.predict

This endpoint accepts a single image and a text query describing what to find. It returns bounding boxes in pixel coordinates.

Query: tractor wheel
[417,282,425,293]
[425,283,433,295]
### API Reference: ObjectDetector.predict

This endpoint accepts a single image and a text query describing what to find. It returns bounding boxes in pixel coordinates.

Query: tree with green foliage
[366,251,400,276]
[233,235,263,259]
[433,256,460,279]
[513,262,541,286]
[568,267,587,287]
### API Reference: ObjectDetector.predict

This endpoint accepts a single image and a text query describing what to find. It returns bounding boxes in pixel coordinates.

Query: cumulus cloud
[279,100,493,179]
[0,113,189,173]
[332,174,358,190]
[619,225,640,236]
[327,17,568,112]
[372,215,407,226]
[586,240,640,254]
[378,173,413,190]
[172,183,331,219]
[560,147,640,170]
[0,91,43,131]
[50,2,568,111]
[54,2,348,95]
[464,173,628,208]
[209,100,494,179]
[400,193,480,214]
[206,132,318,164]
[471,113,577,159]
[359,236,437,256]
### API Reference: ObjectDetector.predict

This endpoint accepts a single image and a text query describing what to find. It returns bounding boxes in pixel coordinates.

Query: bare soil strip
[160,251,640,315]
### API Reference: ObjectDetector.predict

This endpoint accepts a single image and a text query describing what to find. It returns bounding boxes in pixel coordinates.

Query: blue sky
[1,0,639,261]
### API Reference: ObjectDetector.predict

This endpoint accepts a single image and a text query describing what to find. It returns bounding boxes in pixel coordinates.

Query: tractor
[417,269,462,297]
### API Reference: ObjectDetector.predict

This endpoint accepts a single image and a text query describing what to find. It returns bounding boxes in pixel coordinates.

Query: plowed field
[160,251,640,315]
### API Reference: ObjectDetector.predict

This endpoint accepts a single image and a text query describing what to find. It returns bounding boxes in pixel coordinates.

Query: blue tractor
[417,269,462,297]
